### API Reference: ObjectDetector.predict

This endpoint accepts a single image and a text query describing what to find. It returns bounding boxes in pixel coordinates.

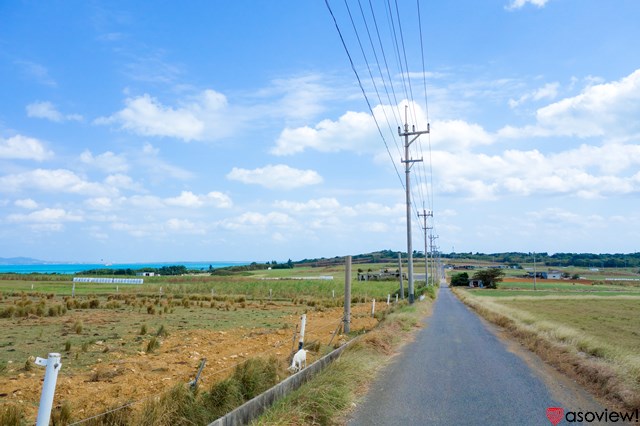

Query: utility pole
[533,252,537,291]
[344,256,351,333]
[430,234,439,284]
[398,252,404,299]
[399,106,429,304]
[418,209,433,285]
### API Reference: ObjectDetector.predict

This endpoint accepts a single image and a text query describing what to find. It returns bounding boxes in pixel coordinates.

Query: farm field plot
[497,298,640,353]
[0,266,400,423]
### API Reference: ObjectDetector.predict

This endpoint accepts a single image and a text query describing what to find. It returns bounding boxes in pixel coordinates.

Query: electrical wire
[325,0,406,190]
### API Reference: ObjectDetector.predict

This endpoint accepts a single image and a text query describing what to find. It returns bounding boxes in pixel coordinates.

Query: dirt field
[1,300,379,423]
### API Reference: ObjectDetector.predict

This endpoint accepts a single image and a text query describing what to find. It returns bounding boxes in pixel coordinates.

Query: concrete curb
[207,337,359,426]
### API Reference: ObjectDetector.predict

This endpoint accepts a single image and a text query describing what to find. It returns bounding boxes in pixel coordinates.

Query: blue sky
[1,0,639,263]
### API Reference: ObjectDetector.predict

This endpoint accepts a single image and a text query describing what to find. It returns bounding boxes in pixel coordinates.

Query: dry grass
[453,289,640,411]
[252,299,432,426]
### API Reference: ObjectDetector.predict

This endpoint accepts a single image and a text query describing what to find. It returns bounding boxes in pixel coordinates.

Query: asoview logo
[546,406,639,424]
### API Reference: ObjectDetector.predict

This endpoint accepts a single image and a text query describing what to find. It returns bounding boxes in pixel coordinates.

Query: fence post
[387,294,390,305]
[344,256,352,334]
[371,299,376,318]
[298,314,306,350]
[35,353,62,426]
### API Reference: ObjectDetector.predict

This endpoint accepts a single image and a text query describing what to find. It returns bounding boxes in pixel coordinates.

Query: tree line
[444,252,640,268]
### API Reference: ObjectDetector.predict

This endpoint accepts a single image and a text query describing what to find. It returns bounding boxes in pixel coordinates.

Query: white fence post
[298,314,306,350]
[387,294,390,305]
[395,294,398,304]
[35,353,62,426]
[371,299,376,317]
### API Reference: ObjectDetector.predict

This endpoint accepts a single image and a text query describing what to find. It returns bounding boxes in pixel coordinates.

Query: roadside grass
[453,288,640,411]
[252,298,434,426]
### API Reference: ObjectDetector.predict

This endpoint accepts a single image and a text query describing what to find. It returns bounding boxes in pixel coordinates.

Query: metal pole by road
[344,256,351,334]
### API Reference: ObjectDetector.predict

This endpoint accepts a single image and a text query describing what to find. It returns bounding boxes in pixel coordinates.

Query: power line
[324,0,405,190]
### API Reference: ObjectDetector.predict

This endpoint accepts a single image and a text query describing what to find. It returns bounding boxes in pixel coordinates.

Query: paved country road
[348,284,606,426]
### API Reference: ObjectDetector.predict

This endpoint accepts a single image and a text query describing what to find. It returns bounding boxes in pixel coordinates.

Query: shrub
[89,299,100,309]
[232,357,279,400]
[50,401,72,425]
[140,324,147,335]
[146,337,160,353]
[64,340,72,352]
[450,272,470,287]
[204,379,243,419]
[0,404,26,426]
[24,357,35,372]
[74,320,83,334]
[156,324,168,337]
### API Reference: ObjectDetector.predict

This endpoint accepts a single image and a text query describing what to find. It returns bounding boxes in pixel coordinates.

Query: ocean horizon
[0,261,252,275]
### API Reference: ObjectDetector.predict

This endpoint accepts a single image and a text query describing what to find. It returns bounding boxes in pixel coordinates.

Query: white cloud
[80,150,129,173]
[85,197,114,211]
[0,169,117,196]
[430,142,640,200]
[272,101,491,156]
[137,143,194,181]
[255,74,336,123]
[509,82,559,108]
[96,90,231,142]
[83,189,231,214]
[430,119,494,149]
[14,198,38,209]
[506,0,550,11]
[166,218,205,234]
[227,164,323,190]
[0,135,53,161]
[219,211,293,232]
[104,174,143,192]
[8,208,83,224]
[26,101,83,122]
[165,191,232,208]
[274,198,357,217]
[500,69,640,141]
[272,111,376,156]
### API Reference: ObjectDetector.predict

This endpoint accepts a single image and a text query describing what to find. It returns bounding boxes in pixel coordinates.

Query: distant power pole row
[418,209,433,285]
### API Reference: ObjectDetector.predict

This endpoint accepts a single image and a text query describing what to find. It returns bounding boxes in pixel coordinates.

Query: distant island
[0,257,50,265]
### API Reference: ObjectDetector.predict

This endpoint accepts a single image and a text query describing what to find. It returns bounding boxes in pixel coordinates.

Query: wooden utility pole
[343,256,351,334]
[399,106,429,303]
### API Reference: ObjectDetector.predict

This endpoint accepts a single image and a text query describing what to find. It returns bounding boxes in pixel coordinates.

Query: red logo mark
[546,407,564,425]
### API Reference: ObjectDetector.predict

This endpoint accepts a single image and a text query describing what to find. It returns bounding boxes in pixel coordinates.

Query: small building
[136,272,155,277]
[357,269,407,281]
[468,279,484,288]
[547,271,562,279]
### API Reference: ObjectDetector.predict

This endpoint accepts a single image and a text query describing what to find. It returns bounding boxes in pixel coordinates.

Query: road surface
[348,284,605,425]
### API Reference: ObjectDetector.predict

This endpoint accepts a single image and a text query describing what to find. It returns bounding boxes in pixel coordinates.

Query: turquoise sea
[0,261,251,274]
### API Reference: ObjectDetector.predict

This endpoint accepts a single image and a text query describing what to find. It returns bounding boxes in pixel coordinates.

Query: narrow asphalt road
[348,284,604,425]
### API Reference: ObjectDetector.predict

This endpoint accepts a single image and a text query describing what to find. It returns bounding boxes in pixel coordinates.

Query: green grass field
[453,273,640,410]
